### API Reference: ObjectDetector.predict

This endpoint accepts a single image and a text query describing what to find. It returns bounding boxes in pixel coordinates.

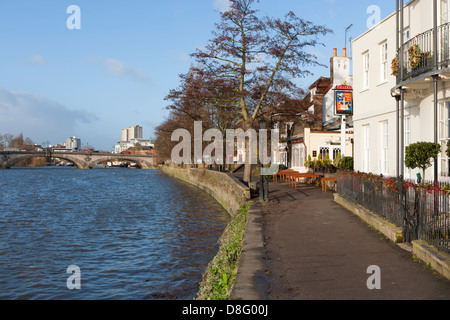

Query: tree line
[0,133,48,167]
[154,0,332,183]
[0,133,35,151]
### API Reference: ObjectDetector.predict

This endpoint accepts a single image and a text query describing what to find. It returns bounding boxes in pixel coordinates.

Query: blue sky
[0,0,394,151]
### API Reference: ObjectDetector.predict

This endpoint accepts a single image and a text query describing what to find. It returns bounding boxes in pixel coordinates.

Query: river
[0,167,231,300]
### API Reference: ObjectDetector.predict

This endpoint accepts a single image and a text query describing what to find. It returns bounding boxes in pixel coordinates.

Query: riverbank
[158,165,253,299]
[159,165,250,217]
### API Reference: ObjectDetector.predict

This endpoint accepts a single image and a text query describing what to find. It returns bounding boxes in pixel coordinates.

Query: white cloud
[0,87,98,144]
[214,0,231,12]
[29,54,47,65]
[104,58,151,84]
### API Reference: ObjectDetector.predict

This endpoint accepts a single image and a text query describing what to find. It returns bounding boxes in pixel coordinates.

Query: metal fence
[337,172,450,254]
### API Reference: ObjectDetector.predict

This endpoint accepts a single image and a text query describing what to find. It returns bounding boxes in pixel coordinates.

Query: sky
[0,0,395,151]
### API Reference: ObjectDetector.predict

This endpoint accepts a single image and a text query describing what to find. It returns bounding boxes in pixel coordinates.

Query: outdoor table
[285,172,316,186]
[273,169,296,183]
[290,173,323,188]
[284,171,303,185]
[321,177,338,192]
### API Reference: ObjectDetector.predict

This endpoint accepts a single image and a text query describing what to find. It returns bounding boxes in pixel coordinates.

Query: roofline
[352,0,418,43]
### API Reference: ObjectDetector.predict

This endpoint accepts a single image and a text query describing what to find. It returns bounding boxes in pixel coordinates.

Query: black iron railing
[337,171,450,254]
[396,22,450,83]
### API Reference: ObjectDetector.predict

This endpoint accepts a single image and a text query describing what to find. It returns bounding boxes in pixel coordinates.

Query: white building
[121,125,143,142]
[114,138,154,154]
[353,0,450,181]
[65,136,81,151]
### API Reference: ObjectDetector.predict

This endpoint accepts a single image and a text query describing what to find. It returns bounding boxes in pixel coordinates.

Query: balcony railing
[396,22,450,83]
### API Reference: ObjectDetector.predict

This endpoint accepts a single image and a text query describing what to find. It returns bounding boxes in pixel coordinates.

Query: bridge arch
[0,151,154,169]
[2,153,90,169]
[88,156,153,169]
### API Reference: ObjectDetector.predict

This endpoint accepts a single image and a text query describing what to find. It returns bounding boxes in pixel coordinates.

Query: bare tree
[192,0,332,182]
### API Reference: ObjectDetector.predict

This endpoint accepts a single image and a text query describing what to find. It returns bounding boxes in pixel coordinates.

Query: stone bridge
[0,151,154,169]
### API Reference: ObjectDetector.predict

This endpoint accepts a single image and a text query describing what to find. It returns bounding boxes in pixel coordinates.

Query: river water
[0,167,230,300]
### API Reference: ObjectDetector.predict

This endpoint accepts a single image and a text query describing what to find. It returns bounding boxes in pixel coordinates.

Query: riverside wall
[159,165,251,217]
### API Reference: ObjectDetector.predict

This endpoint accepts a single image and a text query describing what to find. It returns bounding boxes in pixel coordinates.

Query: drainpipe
[400,87,405,179]
[434,75,439,183]
[396,95,400,178]
[434,0,438,70]
[396,0,400,178]
[400,0,404,81]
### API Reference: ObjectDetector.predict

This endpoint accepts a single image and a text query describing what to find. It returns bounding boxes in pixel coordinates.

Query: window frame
[363,51,370,89]
[380,41,388,82]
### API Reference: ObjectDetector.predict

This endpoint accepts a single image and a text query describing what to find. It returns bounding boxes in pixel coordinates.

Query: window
[291,144,305,168]
[332,148,341,160]
[363,52,370,89]
[380,42,388,82]
[380,121,388,175]
[403,28,410,41]
[404,117,411,147]
[441,0,449,24]
[319,147,330,160]
[363,124,370,172]
[439,102,450,176]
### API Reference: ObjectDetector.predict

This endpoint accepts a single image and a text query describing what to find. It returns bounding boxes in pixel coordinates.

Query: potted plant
[405,141,441,181]
[333,151,342,169]
[323,153,332,172]
[408,44,423,69]
[391,57,399,76]
[305,154,315,171]
[314,153,324,172]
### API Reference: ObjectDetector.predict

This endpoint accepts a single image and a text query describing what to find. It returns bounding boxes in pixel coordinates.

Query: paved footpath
[232,178,450,300]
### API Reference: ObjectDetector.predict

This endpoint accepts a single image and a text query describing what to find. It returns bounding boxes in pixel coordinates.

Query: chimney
[333,48,337,57]
[343,48,347,57]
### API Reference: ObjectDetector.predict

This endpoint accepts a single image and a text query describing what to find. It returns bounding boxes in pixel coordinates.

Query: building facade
[65,136,81,151]
[353,0,450,181]
[114,138,154,154]
[121,125,143,142]
[271,48,354,172]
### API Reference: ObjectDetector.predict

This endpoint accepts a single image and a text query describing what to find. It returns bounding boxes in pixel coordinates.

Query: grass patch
[196,201,253,300]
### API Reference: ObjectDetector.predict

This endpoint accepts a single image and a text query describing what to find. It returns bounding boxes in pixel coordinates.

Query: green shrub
[405,142,441,181]
[339,157,354,171]
[196,202,253,300]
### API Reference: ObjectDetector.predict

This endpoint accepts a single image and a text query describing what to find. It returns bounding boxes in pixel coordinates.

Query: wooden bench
[291,173,323,188]
[273,169,296,183]
[321,177,338,192]
[284,171,304,185]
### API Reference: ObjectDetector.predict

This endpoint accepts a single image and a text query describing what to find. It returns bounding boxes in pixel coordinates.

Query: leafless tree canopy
[155,0,332,181]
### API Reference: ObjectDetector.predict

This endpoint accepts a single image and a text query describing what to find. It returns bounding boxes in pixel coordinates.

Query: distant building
[65,136,81,151]
[114,138,154,154]
[121,125,143,142]
[116,125,151,153]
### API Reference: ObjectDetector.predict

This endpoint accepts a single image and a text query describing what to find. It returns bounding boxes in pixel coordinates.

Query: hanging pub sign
[288,137,303,145]
[334,85,353,115]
